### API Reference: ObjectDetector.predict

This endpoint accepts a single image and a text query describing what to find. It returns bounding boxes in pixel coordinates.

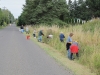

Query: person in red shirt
[70,41,79,60]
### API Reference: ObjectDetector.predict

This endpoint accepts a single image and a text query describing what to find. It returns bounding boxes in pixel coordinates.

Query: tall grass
[29,19,100,75]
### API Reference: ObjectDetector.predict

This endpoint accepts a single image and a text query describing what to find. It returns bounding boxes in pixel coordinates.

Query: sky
[0,0,74,19]
[0,0,25,18]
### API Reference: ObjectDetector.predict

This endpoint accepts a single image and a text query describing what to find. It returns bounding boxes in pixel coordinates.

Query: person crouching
[70,41,79,60]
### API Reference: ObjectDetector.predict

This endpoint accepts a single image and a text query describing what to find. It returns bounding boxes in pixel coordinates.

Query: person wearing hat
[66,33,74,59]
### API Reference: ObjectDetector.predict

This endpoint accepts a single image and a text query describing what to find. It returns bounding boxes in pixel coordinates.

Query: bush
[39,19,69,27]
[51,19,69,27]
[3,22,7,26]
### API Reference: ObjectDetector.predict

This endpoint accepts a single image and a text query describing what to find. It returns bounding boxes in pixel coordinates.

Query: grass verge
[25,33,96,75]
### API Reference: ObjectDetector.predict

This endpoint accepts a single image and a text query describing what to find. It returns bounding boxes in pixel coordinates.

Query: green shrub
[51,19,69,27]
[3,22,7,26]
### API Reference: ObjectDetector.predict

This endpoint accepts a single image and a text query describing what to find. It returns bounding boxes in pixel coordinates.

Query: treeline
[17,0,100,26]
[0,8,14,26]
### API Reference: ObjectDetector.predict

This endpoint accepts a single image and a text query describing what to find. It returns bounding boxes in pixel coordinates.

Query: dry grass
[28,31,96,75]
[27,19,100,75]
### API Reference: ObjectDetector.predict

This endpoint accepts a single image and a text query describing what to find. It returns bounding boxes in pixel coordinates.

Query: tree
[78,0,84,4]
[68,0,72,11]
[18,0,68,26]
[86,0,100,18]
[0,8,14,26]
[68,0,92,22]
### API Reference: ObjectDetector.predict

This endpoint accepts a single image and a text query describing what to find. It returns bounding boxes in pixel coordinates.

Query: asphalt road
[0,25,74,75]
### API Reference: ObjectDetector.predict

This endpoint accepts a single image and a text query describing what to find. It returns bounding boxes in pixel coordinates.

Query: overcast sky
[0,0,74,18]
[0,0,25,18]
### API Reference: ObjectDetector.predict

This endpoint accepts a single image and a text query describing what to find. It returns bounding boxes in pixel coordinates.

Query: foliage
[86,0,100,17]
[0,8,14,26]
[17,0,69,26]
[3,22,7,26]
[17,0,100,26]
[68,0,100,21]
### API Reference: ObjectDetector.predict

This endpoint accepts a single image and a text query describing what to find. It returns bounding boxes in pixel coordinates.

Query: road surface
[0,25,74,75]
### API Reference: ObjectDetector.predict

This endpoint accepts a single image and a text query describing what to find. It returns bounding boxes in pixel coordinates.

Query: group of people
[66,33,79,60]
[20,25,29,34]
[37,30,79,60]
[59,32,79,60]
[20,25,79,60]
[20,25,24,33]
[33,29,53,42]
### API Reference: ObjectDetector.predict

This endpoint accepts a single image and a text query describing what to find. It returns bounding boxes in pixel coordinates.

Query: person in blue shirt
[59,32,65,42]
[66,33,74,59]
